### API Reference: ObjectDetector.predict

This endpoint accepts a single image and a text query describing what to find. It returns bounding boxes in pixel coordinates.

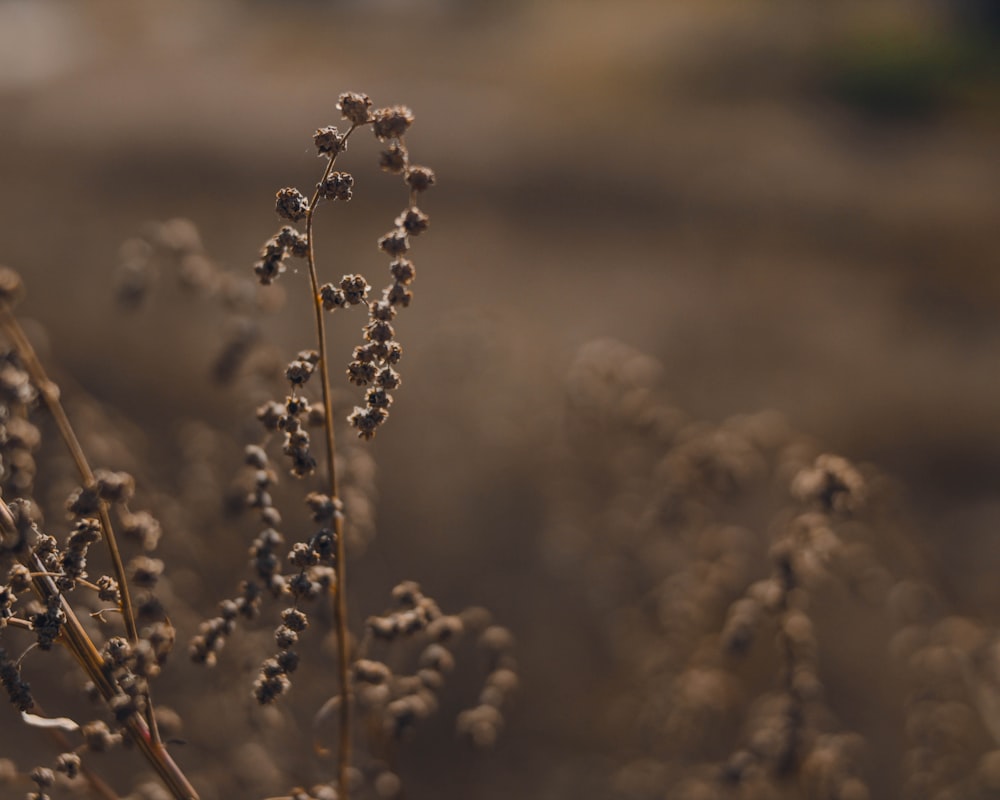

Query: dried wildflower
[286,357,317,387]
[378,230,409,257]
[404,165,436,193]
[347,360,378,386]
[370,299,396,322]
[348,406,388,440]
[365,388,393,410]
[319,171,355,202]
[379,144,407,174]
[320,284,348,311]
[0,648,33,711]
[275,625,299,650]
[30,598,65,651]
[792,454,866,514]
[254,658,292,704]
[120,510,161,551]
[338,91,372,126]
[372,106,414,141]
[66,485,100,517]
[277,225,310,258]
[95,469,135,502]
[389,258,416,284]
[81,720,121,752]
[386,283,413,308]
[305,492,338,523]
[129,556,164,589]
[365,320,395,344]
[31,768,54,790]
[55,752,80,779]
[314,126,347,156]
[397,207,429,236]
[275,188,309,222]
[282,608,309,632]
[340,274,371,305]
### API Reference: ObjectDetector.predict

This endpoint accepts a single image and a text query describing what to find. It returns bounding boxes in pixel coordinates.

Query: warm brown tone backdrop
[1,1,999,798]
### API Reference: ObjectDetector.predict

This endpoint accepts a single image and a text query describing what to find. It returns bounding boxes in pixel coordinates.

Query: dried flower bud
[320,283,348,311]
[378,230,409,257]
[375,367,401,390]
[405,166,436,192]
[55,752,81,779]
[347,361,378,386]
[319,171,354,201]
[365,320,395,344]
[386,283,413,308]
[397,207,429,236]
[348,406,388,440]
[314,125,347,156]
[275,188,309,222]
[338,91,373,126]
[372,106,414,141]
[379,144,407,174]
[340,275,371,305]
[285,358,317,386]
[389,259,416,285]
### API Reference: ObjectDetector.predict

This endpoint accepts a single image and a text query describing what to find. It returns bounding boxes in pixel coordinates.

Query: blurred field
[1,1,1000,798]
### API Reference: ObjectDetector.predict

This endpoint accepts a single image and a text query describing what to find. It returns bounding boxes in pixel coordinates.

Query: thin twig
[0,497,200,800]
[304,121,364,800]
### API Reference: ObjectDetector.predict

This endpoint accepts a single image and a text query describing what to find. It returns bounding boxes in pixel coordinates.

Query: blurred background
[1,0,1000,798]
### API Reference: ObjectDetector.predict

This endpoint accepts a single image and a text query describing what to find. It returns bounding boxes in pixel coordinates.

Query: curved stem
[0,497,199,800]
[303,122,362,800]
[0,306,138,645]
[0,307,165,749]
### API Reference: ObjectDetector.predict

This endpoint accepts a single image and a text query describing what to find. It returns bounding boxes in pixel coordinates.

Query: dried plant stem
[0,305,165,752]
[304,122,363,800]
[0,306,138,646]
[33,699,122,800]
[0,498,200,800]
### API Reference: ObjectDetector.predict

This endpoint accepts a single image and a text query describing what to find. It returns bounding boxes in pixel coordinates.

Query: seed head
[405,166,436,193]
[372,106,414,141]
[319,171,354,202]
[313,125,347,156]
[275,188,309,222]
[379,143,408,174]
[338,91,373,126]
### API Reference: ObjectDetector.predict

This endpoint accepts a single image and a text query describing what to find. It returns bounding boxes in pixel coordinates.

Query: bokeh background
[1,1,1000,798]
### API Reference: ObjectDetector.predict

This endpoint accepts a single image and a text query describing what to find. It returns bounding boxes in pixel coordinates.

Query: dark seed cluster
[0,647,33,711]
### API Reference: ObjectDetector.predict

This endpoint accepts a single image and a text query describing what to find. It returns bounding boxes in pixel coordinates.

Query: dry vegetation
[2,2,1000,799]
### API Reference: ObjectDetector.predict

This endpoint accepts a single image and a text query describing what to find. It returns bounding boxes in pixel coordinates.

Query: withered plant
[0,93,515,800]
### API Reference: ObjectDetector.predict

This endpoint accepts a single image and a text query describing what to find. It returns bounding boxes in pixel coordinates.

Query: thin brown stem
[0,307,164,748]
[0,497,200,800]
[304,122,363,800]
[0,306,138,645]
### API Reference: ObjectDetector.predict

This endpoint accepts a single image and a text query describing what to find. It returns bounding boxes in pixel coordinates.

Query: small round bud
[318,171,354,201]
[372,106,414,141]
[378,230,409,257]
[397,207,429,236]
[379,144,407,173]
[320,283,348,311]
[314,125,347,156]
[275,188,309,222]
[338,91,373,126]
[340,274,370,305]
[389,259,416,284]
[405,166,436,192]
